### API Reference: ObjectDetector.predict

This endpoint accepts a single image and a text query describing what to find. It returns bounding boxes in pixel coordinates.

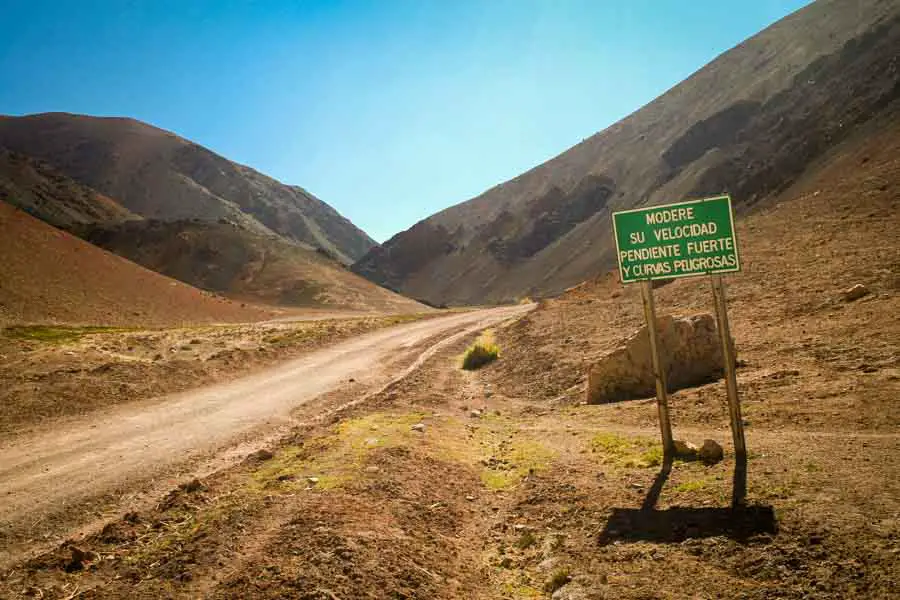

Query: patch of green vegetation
[462,330,500,370]
[500,583,543,599]
[251,412,425,492]
[515,531,536,550]
[481,439,556,490]
[3,325,135,343]
[590,432,662,468]
[753,483,793,500]
[673,479,709,493]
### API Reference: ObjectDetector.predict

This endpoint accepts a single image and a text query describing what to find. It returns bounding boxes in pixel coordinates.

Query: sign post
[612,195,743,460]
[640,280,674,456]
[710,275,746,459]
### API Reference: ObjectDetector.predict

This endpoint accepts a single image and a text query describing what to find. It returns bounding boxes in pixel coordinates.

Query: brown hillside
[0,203,276,327]
[353,0,900,305]
[0,148,138,228]
[81,219,427,313]
[0,113,375,264]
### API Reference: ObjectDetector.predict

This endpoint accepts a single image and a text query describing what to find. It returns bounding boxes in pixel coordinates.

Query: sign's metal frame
[611,195,747,494]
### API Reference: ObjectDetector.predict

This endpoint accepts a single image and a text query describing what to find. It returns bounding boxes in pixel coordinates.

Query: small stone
[247,449,274,462]
[364,466,380,474]
[349,378,356,383]
[276,474,295,482]
[698,439,724,465]
[469,409,483,419]
[307,476,320,485]
[673,440,698,459]
[465,495,476,501]
[841,284,870,302]
[411,423,426,432]
[180,478,205,493]
[538,557,560,572]
[66,545,98,571]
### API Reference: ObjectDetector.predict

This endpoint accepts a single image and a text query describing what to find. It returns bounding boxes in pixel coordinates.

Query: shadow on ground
[599,454,777,544]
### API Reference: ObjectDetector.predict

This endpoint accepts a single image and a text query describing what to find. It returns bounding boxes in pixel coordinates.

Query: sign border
[611,194,741,284]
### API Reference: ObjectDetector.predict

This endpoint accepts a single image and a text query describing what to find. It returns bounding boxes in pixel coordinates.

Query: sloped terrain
[0,202,276,327]
[0,148,139,228]
[353,0,900,305]
[80,219,426,312]
[0,112,375,264]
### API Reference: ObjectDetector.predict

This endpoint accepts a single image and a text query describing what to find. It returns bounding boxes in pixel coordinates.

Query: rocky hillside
[353,0,900,305]
[0,113,375,264]
[0,203,276,327]
[0,148,139,228]
[81,219,426,313]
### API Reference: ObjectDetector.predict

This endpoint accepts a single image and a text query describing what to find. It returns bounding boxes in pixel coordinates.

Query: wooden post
[710,275,747,460]
[640,281,674,457]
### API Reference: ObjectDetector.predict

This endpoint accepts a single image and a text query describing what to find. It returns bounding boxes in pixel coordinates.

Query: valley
[1,0,898,597]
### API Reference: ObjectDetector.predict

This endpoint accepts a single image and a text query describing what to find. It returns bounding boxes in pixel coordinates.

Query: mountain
[0,112,426,314]
[0,148,139,228]
[352,0,900,305]
[79,219,426,313]
[0,112,375,264]
[0,202,277,327]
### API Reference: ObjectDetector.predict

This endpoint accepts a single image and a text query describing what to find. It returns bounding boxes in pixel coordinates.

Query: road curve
[0,305,531,532]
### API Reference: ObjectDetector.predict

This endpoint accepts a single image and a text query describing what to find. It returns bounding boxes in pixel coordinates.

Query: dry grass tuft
[462,330,500,370]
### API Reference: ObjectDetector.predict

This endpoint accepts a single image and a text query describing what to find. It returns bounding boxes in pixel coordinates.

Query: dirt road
[0,305,530,563]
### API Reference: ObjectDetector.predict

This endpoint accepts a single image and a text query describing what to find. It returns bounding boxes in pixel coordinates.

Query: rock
[65,545,98,571]
[307,476,320,485]
[552,582,588,600]
[247,449,274,463]
[538,557,560,572]
[698,439,724,465]
[586,313,731,404]
[465,494,476,501]
[469,409,483,419]
[411,423,426,432]
[841,283,870,302]
[364,466,380,474]
[673,440,699,459]
[180,478,205,493]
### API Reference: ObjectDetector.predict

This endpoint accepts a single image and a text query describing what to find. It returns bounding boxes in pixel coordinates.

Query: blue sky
[0,0,810,242]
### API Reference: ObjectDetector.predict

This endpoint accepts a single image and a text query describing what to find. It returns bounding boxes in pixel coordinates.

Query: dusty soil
[2,327,895,599]
[0,307,528,573]
[0,313,436,439]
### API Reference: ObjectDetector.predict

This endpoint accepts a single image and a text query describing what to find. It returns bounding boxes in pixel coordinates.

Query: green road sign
[612,195,740,283]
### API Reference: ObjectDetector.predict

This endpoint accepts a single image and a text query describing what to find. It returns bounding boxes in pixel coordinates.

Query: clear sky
[0,0,810,242]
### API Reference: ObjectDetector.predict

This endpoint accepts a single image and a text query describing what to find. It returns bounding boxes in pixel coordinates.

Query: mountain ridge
[352,0,900,305]
[0,112,376,264]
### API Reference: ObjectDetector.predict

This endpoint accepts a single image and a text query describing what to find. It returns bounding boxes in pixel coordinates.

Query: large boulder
[586,313,728,404]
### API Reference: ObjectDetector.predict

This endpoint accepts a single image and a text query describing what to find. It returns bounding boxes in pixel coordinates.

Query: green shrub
[462,342,500,370]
